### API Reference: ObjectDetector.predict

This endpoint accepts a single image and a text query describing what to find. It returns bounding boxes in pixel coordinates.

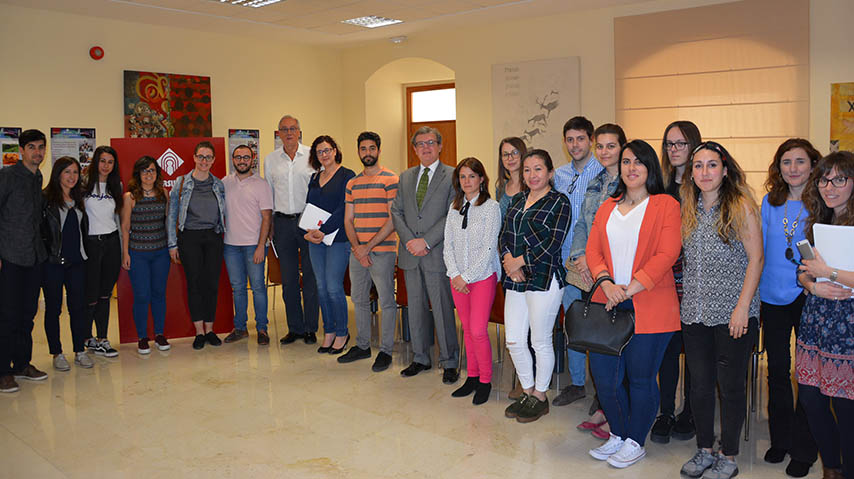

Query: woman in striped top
[121,156,171,355]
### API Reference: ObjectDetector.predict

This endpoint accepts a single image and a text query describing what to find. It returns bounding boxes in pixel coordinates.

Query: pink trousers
[450,273,497,383]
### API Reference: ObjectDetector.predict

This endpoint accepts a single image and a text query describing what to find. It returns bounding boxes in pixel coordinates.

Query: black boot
[473,382,492,405]
[451,376,479,397]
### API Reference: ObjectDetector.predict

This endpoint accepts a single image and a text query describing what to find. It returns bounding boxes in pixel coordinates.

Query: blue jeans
[223,244,268,332]
[308,241,350,337]
[128,248,171,339]
[562,285,586,385]
[590,330,674,446]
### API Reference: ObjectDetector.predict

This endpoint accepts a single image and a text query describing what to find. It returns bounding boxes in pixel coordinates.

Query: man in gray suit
[391,126,459,384]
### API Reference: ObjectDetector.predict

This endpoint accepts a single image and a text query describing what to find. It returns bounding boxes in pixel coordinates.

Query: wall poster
[831,82,854,153]
[0,127,21,168]
[491,57,581,166]
[50,127,95,169]
[123,70,212,138]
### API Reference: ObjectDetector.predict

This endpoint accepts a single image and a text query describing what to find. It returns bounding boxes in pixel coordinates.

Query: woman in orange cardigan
[584,140,682,468]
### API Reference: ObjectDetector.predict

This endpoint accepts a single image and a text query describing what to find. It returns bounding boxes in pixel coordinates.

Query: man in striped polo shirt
[338,131,399,372]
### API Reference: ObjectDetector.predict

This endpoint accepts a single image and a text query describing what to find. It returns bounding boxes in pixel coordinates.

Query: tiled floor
[0,297,823,478]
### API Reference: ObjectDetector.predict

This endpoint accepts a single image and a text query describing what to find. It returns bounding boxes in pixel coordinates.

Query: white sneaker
[53,353,71,371]
[74,352,94,369]
[589,433,625,460]
[606,438,646,468]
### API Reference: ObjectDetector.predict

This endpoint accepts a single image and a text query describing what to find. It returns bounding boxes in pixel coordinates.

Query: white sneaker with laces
[589,433,625,460]
[606,438,646,468]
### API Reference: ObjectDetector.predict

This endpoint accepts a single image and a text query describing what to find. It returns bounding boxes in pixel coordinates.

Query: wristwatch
[830,269,839,282]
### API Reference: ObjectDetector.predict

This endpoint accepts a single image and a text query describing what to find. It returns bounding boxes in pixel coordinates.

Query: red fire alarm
[89,46,104,61]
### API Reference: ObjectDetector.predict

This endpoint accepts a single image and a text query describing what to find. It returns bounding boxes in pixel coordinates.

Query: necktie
[416,168,429,209]
[460,201,470,229]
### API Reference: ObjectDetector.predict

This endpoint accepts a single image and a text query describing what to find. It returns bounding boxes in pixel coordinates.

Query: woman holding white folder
[304,135,355,354]
[796,150,854,479]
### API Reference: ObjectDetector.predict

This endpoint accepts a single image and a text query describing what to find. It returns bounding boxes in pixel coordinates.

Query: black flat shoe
[303,332,317,344]
[764,447,787,464]
[328,334,349,355]
[279,332,305,345]
[317,344,332,353]
[442,368,460,384]
[785,459,811,478]
[400,362,431,377]
[192,334,206,350]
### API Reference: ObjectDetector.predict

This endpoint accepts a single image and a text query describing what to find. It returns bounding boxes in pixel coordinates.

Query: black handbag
[564,276,635,356]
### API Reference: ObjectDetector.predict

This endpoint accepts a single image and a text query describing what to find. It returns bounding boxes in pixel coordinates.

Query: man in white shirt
[263,115,318,345]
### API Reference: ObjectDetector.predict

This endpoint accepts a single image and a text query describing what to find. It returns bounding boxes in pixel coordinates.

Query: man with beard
[552,116,603,406]
[0,129,49,392]
[222,145,274,345]
[337,131,399,372]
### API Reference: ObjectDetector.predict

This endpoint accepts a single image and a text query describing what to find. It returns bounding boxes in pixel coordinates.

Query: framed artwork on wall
[123,70,212,138]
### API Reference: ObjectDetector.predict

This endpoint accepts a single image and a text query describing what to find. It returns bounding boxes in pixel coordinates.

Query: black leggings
[177,229,223,324]
[85,233,121,338]
[799,385,854,477]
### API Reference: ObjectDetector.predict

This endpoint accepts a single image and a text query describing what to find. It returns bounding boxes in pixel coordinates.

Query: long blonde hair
[680,141,759,243]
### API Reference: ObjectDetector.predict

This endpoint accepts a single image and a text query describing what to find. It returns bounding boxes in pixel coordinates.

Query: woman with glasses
[81,146,123,358]
[304,135,355,355]
[651,120,702,444]
[758,139,821,477]
[121,156,171,354]
[583,140,682,468]
[564,123,626,438]
[679,141,762,479]
[796,151,854,479]
[41,156,91,370]
[167,141,227,350]
[444,157,501,405]
[496,137,526,219]
[500,149,570,423]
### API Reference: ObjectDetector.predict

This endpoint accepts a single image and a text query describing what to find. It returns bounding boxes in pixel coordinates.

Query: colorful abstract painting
[123,71,212,138]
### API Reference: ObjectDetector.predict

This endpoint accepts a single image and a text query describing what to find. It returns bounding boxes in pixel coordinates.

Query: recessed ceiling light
[214,0,285,8]
[341,15,403,29]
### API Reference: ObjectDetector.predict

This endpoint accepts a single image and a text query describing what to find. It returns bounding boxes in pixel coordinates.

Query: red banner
[110,137,234,344]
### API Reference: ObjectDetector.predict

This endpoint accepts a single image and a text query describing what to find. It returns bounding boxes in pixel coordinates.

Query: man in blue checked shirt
[552,116,603,406]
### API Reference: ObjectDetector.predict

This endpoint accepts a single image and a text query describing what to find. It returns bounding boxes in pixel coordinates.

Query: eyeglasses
[141,168,156,175]
[195,154,214,162]
[232,155,252,161]
[665,141,689,151]
[316,148,334,157]
[414,140,437,148]
[278,126,299,133]
[817,176,850,188]
[501,149,521,160]
[565,172,581,195]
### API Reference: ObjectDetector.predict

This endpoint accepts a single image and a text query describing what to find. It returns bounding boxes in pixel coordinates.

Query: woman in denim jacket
[167,141,227,350]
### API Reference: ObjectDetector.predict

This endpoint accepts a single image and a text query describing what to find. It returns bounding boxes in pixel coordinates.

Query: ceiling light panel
[341,15,403,28]
[213,0,284,7]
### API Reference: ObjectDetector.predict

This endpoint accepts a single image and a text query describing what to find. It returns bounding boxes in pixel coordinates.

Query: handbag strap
[586,276,615,307]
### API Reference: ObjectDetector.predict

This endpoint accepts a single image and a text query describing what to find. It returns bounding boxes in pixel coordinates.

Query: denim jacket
[167,171,226,249]
[568,169,619,261]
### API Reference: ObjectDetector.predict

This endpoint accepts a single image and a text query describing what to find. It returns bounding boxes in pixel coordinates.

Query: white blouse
[605,197,648,286]
[443,198,502,284]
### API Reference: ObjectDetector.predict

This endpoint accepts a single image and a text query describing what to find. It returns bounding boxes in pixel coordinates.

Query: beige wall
[0,3,346,180]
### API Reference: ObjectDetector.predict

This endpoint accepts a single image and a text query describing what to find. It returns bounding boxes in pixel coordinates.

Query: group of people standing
[1,114,852,479]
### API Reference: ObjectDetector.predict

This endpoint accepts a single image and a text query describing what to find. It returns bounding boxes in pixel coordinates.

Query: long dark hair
[82,145,123,213]
[803,151,854,242]
[127,156,167,202]
[452,157,490,210]
[764,138,821,207]
[44,156,84,211]
[495,137,527,194]
[611,140,665,202]
[661,120,702,188]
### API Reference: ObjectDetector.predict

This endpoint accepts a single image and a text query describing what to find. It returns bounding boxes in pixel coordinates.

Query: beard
[360,154,378,167]
[234,163,252,174]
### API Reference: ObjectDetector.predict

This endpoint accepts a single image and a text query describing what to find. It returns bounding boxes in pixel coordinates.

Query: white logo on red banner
[157,148,184,176]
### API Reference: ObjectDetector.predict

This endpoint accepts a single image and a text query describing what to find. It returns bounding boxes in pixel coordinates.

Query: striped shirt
[129,196,167,251]
[345,167,399,253]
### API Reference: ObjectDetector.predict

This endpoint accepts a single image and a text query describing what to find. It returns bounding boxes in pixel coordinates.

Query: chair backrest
[395,266,407,307]
[267,251,281,286]
[489,286,505,325]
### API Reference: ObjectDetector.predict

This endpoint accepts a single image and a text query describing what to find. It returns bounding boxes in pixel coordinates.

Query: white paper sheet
[299,203,338,246]
[813,223,854,287]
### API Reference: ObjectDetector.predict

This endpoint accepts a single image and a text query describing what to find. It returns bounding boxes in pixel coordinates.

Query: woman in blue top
[304,135,356,355]
[759,138,820,477]
[495,137,526,220]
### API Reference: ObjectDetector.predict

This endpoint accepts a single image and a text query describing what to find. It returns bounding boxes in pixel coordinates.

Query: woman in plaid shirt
[499,149,571,423]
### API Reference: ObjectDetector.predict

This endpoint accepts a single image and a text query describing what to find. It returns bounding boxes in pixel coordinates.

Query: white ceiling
[1,0,651,46]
